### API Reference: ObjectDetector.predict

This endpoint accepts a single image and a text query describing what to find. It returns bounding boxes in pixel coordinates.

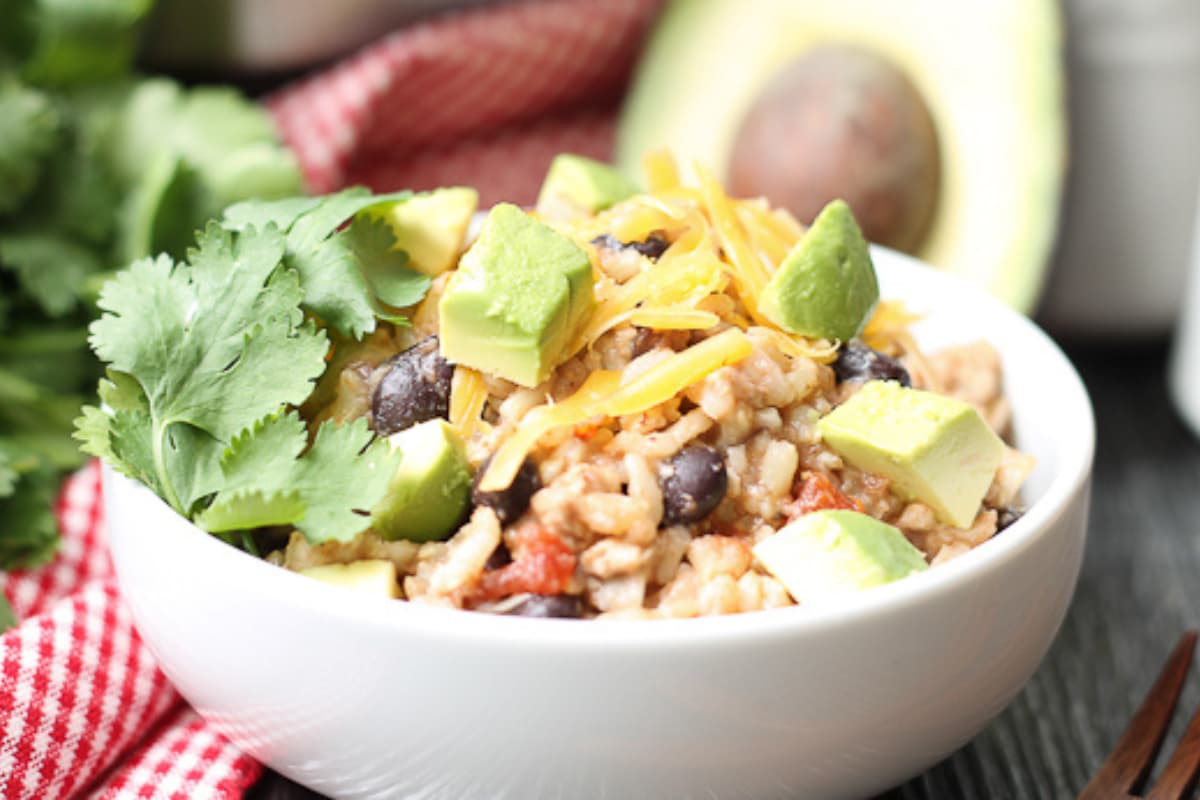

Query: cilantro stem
[151,415,185,515]
[240,531,260,557]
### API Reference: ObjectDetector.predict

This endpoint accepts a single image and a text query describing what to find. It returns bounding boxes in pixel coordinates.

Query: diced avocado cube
[536,153,641,220]
[753,510,928,604]
[378,187,478,276]
[758,199,879,342]
[372,419,472,542]
[438,203,595,387]
[300,559,400,599]
[818,381,1006,527]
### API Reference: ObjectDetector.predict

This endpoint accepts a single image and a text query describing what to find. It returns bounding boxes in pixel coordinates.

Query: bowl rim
[105,245,1095,651]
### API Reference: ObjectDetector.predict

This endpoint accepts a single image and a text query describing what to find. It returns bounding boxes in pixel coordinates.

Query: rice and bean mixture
[270,158,1033,619]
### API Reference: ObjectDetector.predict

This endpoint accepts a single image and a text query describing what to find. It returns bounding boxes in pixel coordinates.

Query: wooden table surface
[250,341,1200,800]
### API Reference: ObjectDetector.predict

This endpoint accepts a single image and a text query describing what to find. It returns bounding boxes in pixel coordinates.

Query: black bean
[995,508,1023,532]
[832,342,912,387]
[370,336,454,435]
[632,327,666,358]
[472,456,540,525]
[484,541,512,570]
[660,445,727,526]
[506,594,583,618]
[590,232,671,261]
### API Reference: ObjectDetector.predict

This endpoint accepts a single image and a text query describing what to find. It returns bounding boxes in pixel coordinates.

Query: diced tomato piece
[573,420,602,440]
[475,526,576,601]
[788,472,863,517]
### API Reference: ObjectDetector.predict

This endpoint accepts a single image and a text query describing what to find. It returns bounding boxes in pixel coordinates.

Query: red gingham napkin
[0,0,661,797]
[0,464,261,799]
[269,0,663,205]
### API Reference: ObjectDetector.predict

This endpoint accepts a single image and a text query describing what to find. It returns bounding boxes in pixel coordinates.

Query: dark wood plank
[251,342,1200,799]
[877,342,1200,800]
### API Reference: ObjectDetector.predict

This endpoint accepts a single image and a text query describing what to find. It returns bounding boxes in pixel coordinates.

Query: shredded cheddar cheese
[760,328,839,364]
[479,329,752,491]
[466,157,911,494]
[735,199,801,271]
[628,308,720,331]
[862,300,924,350]
[573,248,728,351]
[449,366,492,440]
[642,148,681,193]
[694,164,774,326]
[604,329,752,416]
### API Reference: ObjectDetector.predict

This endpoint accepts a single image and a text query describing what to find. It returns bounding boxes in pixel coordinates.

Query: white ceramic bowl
[104,247,1094,800]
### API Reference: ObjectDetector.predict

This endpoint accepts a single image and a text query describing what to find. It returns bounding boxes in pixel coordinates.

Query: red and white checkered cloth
[0,464,262,799]
[0,0,661,797]
[269,0,662,205]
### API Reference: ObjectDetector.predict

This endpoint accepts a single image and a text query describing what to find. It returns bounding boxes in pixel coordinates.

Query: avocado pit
[728,44,941,255]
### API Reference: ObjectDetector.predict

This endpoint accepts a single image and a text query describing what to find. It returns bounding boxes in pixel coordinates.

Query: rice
[273,169,1032,620]
[346,324,1025,618]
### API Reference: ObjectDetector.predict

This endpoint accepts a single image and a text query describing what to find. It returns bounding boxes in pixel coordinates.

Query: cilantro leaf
[348,215,431,309]
[221,196,322,234]
[286,227,382,338]
[88,225,329,513]
[197,488,306,534]
[0,76,58,216]
[106,409,158,493]
[1,0,308,569]
[0,0,37,69]
[0,365,87,449]
[0,229,102,316]
[0,449,17,496]
[0,432,78,569]
[0,466,60,569]
[96,367,146,411]
[74,404,117,464]
[102,80,303,210]
[0,591,14,633]
[222,189,427,337]
[204,413,401,544]
[215,408,308,476]
[266,188,413,338]
[20,0,157,88]
[118,150,209,264]
[284,188,411,251]
[160,422,227,514]
[0,327,92,399]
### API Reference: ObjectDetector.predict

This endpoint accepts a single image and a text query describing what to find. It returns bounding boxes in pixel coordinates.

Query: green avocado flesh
[438,203,595,387]
[536,153,640,220]
[817,381,1007,528]
[379,187,478,276]
[371,420,472,542]
[752,509,928,603]
[758,198,878,342]
[616,0,1065,313]
[300,560,399,598]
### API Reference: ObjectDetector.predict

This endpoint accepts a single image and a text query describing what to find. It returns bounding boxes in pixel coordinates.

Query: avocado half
[616,0,1065,313]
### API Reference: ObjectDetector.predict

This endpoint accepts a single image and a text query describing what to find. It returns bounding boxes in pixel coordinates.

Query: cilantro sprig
[80,192,432,546]
[0,0,308,568]
[224,187,430,337]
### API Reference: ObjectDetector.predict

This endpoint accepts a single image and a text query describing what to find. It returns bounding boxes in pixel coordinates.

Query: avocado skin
[615,0,1067,314]
[758,199,879,342]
